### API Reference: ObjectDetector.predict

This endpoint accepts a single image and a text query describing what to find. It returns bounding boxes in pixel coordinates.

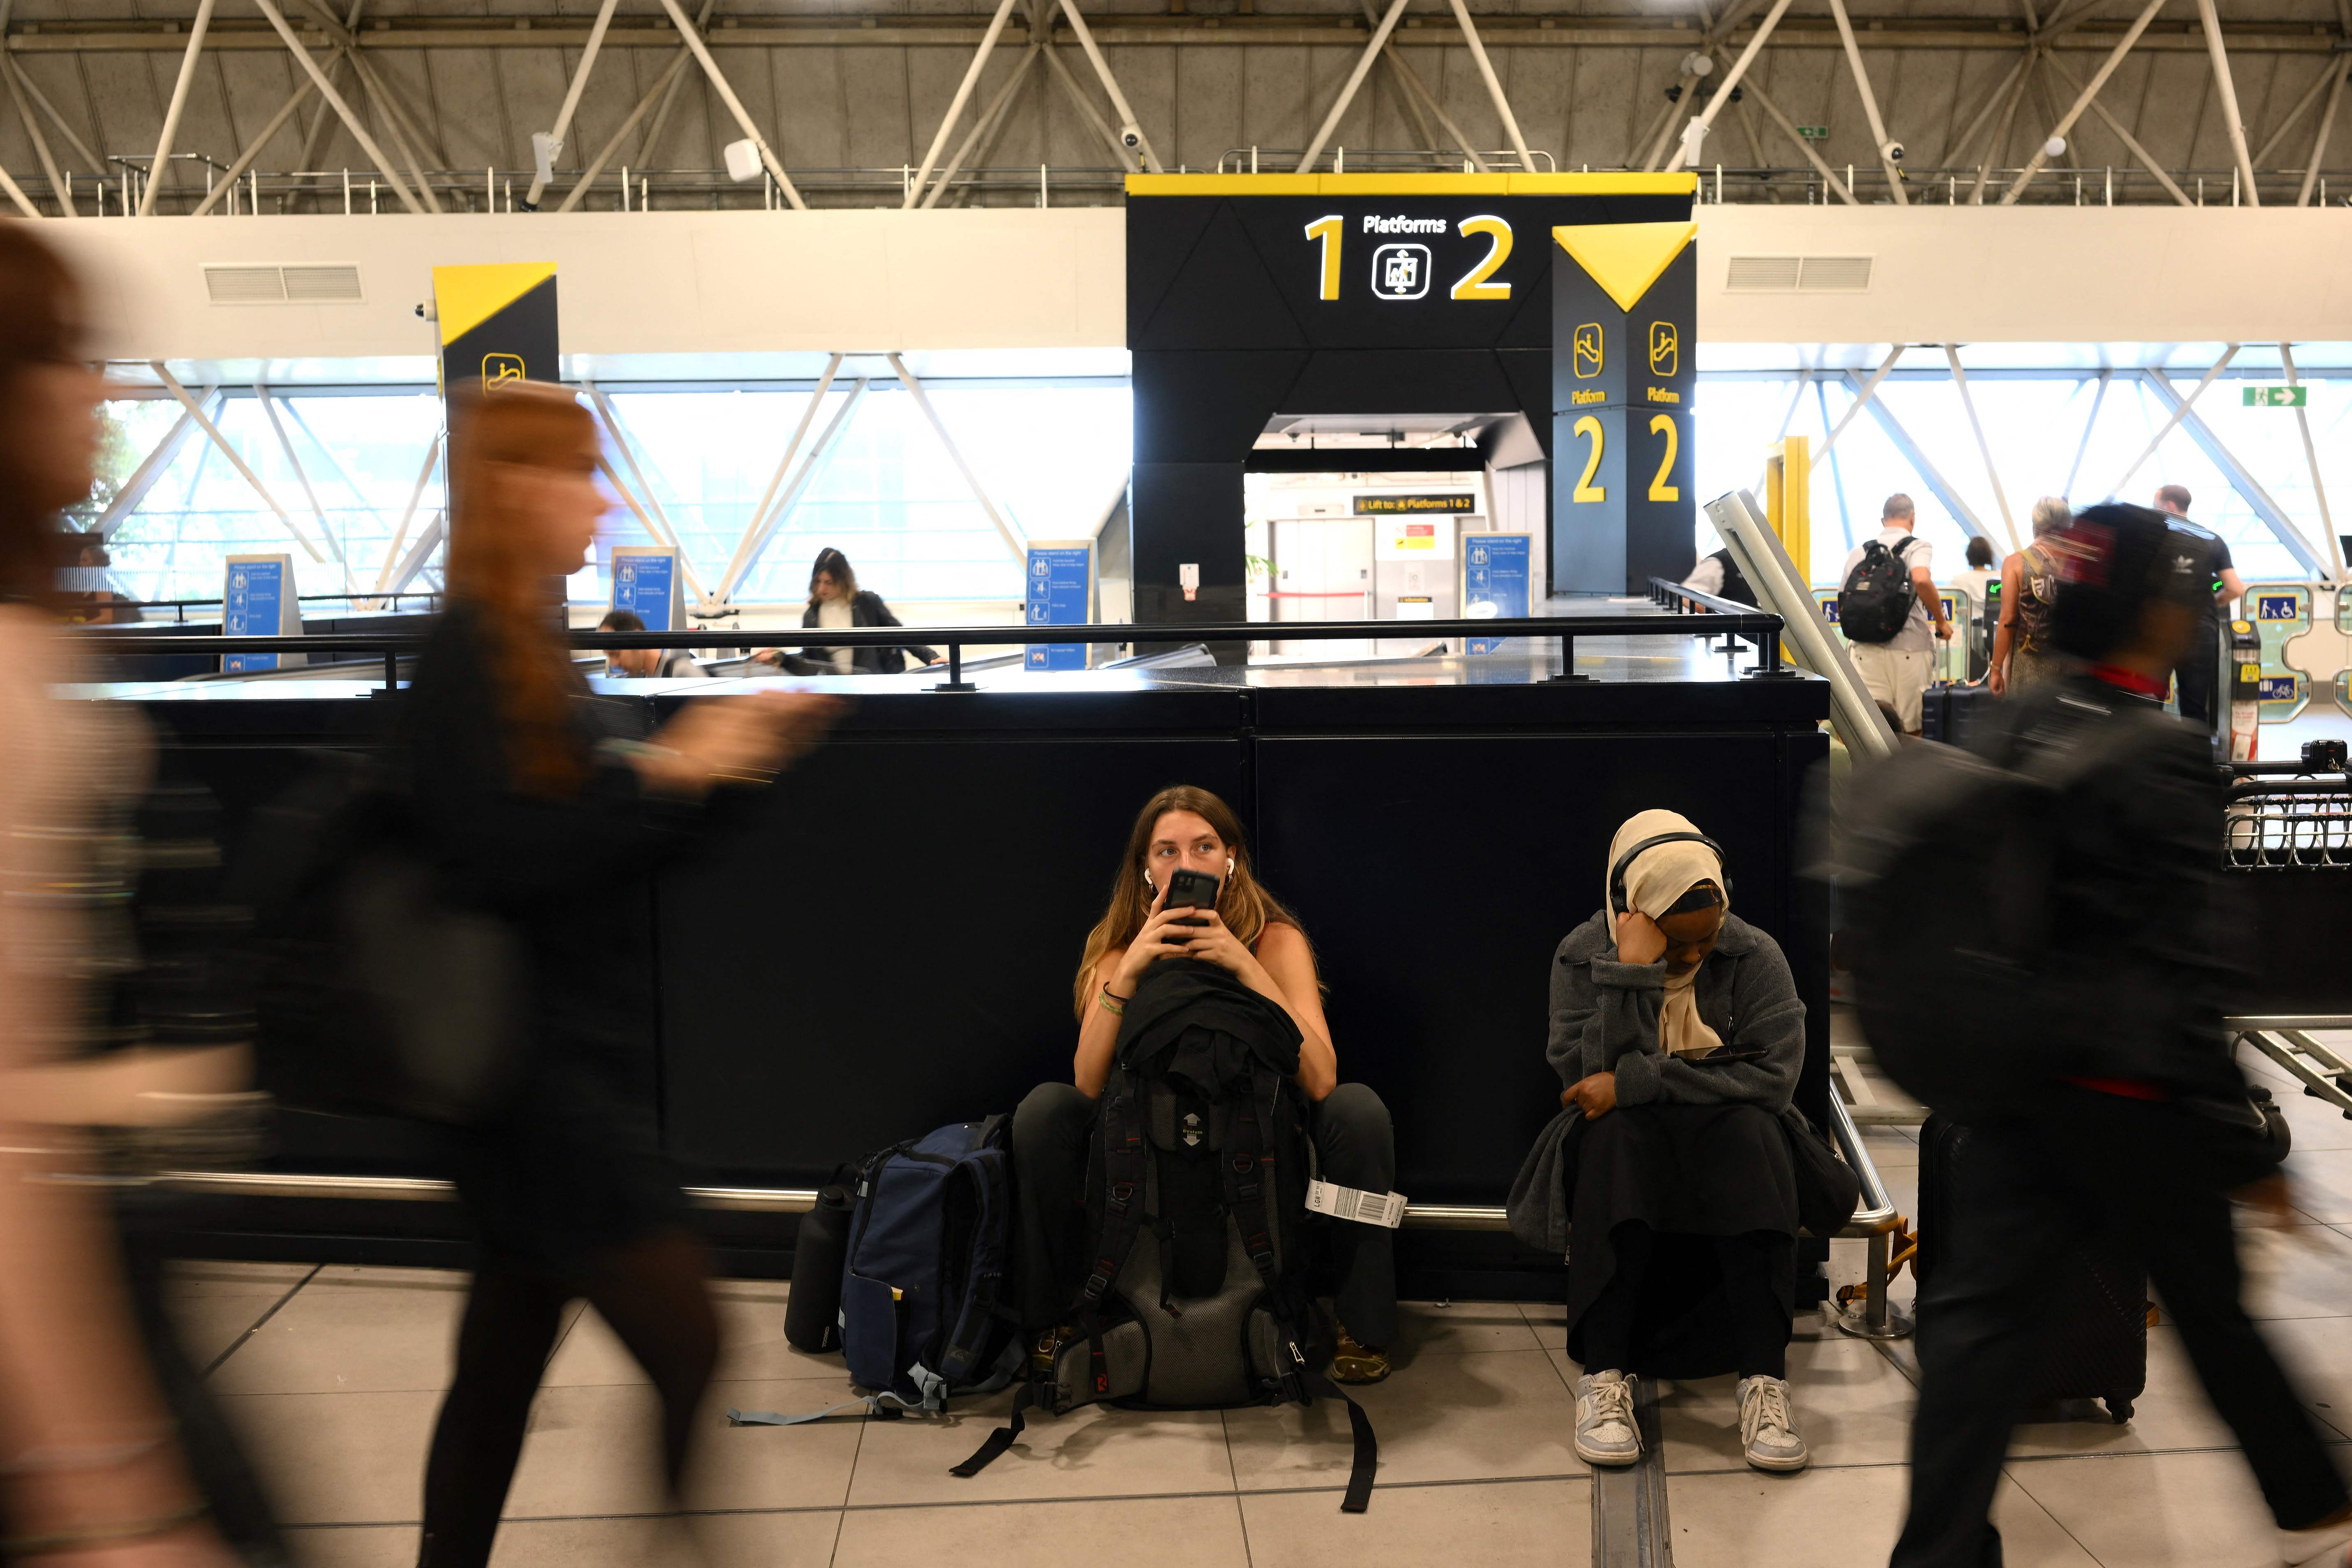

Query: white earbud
[1226,858,1235,878]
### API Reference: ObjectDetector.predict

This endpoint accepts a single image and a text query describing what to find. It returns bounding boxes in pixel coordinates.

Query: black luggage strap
[1081,1075,1149,1318]
[1301,1369,1379,1514]
[949,1378,1035,1478]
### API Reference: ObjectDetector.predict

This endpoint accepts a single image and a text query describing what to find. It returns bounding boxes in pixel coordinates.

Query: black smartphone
[1163,868,1220,929]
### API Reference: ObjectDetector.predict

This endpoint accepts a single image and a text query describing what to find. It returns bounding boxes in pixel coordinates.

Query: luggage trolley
[2224,747,2352,1118]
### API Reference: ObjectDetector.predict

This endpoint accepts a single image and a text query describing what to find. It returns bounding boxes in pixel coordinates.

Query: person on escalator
[1536,811,1814,1474]
[1009,784,1399,1384]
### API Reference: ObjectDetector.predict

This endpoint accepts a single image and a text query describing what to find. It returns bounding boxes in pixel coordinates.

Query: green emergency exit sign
[2243,385,2308,407]
[1797,126,1830,139]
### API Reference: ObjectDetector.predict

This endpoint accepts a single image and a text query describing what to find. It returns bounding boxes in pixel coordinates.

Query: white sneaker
[2279,1513,2352,1567]
[1574,1370,1642,1467]
[1736,1375,1809,1472]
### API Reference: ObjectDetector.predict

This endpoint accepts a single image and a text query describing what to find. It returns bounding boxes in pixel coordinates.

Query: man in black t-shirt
[2153,484,2243,728]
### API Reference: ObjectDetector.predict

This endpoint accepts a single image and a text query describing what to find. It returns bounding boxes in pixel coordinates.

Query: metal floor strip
[1590,1376,1674,1568]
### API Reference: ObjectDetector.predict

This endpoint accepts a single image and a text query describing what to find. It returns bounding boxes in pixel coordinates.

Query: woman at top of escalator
[1008,784,1399,1384]
[1533,810,1815,1475]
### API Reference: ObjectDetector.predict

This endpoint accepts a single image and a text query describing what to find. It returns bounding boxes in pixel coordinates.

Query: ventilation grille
[1723,254,1873,293]
[203,263,363,305]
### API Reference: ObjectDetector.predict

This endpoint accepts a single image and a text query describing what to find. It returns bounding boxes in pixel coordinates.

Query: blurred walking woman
[0,226,250,1566]
[407,385,834,1568]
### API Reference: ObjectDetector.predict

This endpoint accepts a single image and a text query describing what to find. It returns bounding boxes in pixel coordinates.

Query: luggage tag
[1306,1179,1407,1229]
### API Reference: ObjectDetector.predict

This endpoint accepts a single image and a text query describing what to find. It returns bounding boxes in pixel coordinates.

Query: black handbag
[1778,1105,1863,1238]
[238,755,528,1126]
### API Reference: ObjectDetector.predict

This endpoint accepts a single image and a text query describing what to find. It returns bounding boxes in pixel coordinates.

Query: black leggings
[1577,1222,1792,1381]
[417,1229,719,1568]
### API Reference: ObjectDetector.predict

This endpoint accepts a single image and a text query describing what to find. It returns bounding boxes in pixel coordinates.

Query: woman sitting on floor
[1010,784,1398,1383]
[1544,809,1812,1473]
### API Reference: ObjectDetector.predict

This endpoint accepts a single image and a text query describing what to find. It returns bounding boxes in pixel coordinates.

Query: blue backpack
[731,1118,1024,1429]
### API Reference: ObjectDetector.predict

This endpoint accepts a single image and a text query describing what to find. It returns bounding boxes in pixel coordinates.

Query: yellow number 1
[1305,215,1343,301]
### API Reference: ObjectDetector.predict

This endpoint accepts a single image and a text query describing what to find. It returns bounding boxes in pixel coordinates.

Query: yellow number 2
[1451,215,1513,301]
[1572,415,1606,503]
[1647,413,1680,502]
[1305,215,1343,301]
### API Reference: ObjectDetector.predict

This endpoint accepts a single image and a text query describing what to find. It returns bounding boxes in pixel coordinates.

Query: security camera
[2044,134,2068,158]
[1884,141,1906,164]
[1679,50,1714,77]
[1119,123,1143,150]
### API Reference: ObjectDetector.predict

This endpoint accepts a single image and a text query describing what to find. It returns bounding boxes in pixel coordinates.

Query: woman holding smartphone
[1010,785,1398,1383]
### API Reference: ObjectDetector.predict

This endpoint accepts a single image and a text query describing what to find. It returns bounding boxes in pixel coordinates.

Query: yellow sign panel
[1550,221,1698,314]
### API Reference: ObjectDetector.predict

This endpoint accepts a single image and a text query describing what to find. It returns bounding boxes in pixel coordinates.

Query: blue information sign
[1462,533,1531,655]
[2257,593,2301,621]
[613,550,676,631]
[1025,544,1092,671]
[224,558,284,673]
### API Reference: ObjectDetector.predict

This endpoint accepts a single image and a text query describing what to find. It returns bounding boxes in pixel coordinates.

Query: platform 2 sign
[222,553,299,673]
[1462,532,1532,655]
[1025,541,1094,671]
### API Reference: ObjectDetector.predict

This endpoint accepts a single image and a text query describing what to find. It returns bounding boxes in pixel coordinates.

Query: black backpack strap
[1301,1370,1379,1514]
[949,1378,1034,1478]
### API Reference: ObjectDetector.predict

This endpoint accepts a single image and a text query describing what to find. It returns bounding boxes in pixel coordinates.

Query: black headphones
[1608,831,1731,914]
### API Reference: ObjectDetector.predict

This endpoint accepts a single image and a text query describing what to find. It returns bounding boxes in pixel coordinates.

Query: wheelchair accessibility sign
[1371,243,1431,301]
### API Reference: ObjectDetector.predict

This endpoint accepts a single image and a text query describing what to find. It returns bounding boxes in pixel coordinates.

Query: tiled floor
[166,1052,2352,1568]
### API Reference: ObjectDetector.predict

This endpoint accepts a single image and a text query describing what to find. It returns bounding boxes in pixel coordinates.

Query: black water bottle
[784,1179,855,1353]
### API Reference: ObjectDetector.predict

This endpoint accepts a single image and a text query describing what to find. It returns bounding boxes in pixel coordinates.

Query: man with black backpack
[1836,494,1954,736]
[1861,504,2352,1568]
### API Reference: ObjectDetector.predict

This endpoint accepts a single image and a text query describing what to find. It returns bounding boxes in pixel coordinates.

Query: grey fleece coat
[1505,909,1807,1254]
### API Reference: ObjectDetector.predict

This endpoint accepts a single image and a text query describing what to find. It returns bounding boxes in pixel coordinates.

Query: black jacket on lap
[798,590,938,675]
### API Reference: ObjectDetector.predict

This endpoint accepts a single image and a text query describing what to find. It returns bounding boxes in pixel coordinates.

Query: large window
[93,380,1133,614]
[1692,358,2345,587]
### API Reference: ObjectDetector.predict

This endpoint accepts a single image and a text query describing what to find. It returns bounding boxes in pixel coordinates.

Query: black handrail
[1646,575,1797,676]
[82,609,1793,694]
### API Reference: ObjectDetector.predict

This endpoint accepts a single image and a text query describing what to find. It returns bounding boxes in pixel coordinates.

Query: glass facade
[86,363,2342,614]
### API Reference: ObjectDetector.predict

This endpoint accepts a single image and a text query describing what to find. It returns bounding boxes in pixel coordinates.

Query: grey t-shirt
[1841,527,1936,652]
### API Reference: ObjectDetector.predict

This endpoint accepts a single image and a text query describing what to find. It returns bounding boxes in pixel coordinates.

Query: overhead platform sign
[1124,171,1699,624]
[431,261,560,399]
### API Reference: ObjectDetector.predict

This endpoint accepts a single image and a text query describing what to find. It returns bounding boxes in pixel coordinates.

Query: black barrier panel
[1253,728,1829,1203]
[656,698,1251,1184]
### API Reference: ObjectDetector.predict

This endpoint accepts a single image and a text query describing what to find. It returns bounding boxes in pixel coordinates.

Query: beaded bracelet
[1097,985,1132,1016]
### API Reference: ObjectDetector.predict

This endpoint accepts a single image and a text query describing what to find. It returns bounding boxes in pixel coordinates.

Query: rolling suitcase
[1915,1114,2147,1422]
[1920,682,2000,749]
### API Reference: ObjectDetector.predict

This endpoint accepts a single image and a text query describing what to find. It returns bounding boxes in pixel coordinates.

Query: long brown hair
[808,546,858,606]
[0,222,83,603]
[444,382,597,795]
[1073,784,1304,1018]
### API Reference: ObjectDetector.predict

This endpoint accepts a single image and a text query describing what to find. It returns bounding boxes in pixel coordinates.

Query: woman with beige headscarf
[1524,809,1813,1477]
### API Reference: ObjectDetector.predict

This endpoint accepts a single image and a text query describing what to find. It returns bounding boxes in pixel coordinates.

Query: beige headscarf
[1604,809,1729,1058]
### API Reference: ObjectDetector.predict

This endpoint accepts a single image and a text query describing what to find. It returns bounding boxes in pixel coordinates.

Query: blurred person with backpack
[0,223,257,1568]
[1010,785,1399,1386]
[405,385,837,1568]
[1988,497,2069,697]
[1836,495,1954,736]
[1854,504,2352,1568]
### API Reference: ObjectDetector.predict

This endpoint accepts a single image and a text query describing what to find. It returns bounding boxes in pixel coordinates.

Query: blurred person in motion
[1886,504,2352,1568]
[0,222,257,1567]
[596,608,706,679]
[2151,483,2246,731]
[748,548,941,675]
[407,384,837,1568]
[1988,497,2068,697]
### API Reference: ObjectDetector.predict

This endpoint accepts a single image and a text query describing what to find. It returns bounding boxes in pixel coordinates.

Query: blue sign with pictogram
[1461,533,1531,654]
[223,557,286,673]
[613,549,676,631]
[1024,543,1092,671]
